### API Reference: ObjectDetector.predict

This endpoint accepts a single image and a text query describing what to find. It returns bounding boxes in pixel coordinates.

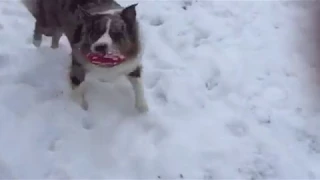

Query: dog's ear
[78,5,92,21]
[121,3,138,24]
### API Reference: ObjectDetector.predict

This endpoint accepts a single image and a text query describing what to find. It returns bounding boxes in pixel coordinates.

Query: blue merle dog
[21,0,149,113]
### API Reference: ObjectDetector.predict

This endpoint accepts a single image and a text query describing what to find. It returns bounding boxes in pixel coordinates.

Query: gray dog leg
[69,55,88,110]
[51,30,63,49]
[127,66,149,113]
[33,21,43,47]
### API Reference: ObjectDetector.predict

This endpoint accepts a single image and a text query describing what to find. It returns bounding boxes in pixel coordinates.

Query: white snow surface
[0,0,320,179]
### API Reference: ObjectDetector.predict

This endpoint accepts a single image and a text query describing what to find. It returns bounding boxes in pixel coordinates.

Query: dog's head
[72,4,140,60]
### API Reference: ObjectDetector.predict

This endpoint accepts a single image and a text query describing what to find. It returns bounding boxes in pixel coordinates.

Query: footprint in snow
[205,77,219,91]
[45,167,70,179]
[193,31,210,48]
[250,105,272,125]
[141,15,164,27]
[48,137,63,152]
[82,115,94,130]
[226,120,248,137]
[144,70,162,89]
[212,9,234,18]
[0,53,10,68]
[308,171,316,179]
[181,0,193,10]
[238,158,277,180]
[153,87,168,106]
[202,169,214,180]
[205,68,221,91]
[309,138,320,154]
[296,130,320,154]
[150,17,164,26]
[157,173,213,179]
[157,174,186,179]
[0,160,13,179]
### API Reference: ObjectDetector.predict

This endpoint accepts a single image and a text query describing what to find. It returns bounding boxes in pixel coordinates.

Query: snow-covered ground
[0,0,320,179]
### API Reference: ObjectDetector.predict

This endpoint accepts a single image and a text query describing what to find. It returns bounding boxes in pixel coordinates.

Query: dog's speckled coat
[20,0,149,112]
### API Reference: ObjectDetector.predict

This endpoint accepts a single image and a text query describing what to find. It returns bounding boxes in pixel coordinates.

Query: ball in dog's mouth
[86,52,126,67]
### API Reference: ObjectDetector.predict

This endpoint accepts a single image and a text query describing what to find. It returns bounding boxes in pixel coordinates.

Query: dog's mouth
[84,51,126,67]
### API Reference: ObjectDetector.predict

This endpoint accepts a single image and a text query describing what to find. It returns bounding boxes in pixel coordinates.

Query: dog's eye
[88,21,107,41]
[110,31,123,41]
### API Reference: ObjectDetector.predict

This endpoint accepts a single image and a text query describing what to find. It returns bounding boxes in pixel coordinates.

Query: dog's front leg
[127,66,149,113]
[33,21,43,47]
[51,30,63,49]
[69,56,88,110]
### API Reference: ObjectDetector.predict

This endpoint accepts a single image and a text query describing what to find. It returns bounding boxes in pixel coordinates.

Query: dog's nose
[94,44,108,54]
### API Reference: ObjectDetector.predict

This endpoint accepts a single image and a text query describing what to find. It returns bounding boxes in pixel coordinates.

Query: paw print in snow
[149,16,164,26]
[309,138,320,154]
[0,53,10,68]
[81,115,94,130]
[181,0,193,10]
[226,120,248,137]
[205,68,221,91]
[250,106,272,125]
[48,137,62,152]
[45,167,70,179]
[154,88,168,105]
[193,32,210,47]
[205,78,218,91]
[157,174,185,179]
[0,160,13,179]
[203,169,214,179]
[238,158,277,180]
[296,130,320,154]
[308,171,316,179]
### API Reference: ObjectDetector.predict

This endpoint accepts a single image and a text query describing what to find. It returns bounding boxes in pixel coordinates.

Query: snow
[0,0,320,179]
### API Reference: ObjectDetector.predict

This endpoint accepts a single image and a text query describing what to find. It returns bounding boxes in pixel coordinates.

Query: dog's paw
[33,33,42,47]
[51,43,59,49]
[33,39,42,47]
[135,100,149,113]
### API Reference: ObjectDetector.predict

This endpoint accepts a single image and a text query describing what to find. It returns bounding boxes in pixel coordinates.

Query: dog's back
[21,0,64,27]
[21,0,121,30]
